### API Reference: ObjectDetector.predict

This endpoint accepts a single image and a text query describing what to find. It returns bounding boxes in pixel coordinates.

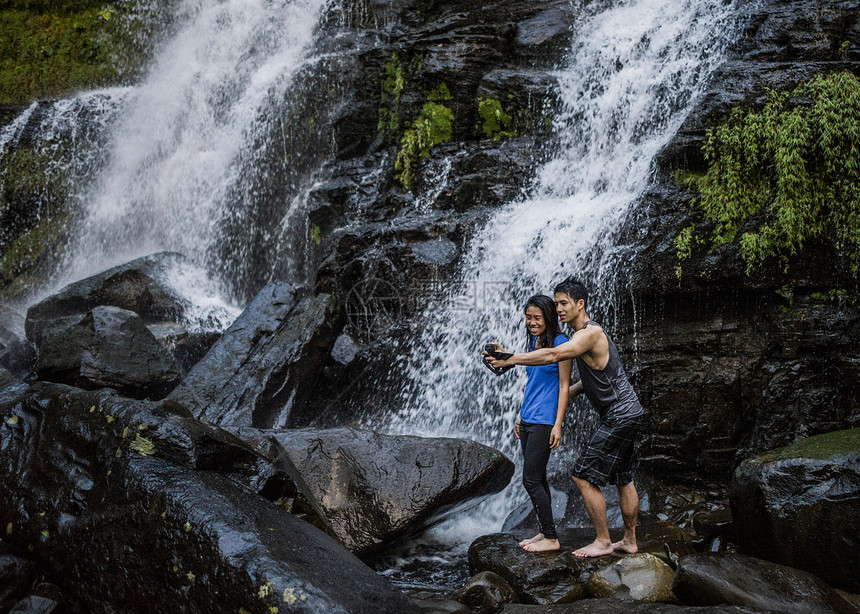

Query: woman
[492,294,572,552]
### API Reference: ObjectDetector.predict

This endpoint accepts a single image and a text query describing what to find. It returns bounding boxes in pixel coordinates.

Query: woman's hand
[514,420,521,439]
[549,425,562,450]
[489,342,506,352]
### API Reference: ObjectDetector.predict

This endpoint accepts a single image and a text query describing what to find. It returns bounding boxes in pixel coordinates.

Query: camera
[482,343,514,375]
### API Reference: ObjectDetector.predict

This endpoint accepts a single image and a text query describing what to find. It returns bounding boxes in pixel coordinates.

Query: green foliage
[0,2,156,103]
[679,71,860,275]
[377,51,423,135]
[673,223,698,279]
[394,84,453,189]
[477,97,517,141]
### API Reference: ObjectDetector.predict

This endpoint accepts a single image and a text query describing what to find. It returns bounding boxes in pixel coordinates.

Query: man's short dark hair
[554,277,588,308]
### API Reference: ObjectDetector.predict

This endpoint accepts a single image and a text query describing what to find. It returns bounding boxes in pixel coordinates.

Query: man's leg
[613,481,638,554]
[571,476,613,557]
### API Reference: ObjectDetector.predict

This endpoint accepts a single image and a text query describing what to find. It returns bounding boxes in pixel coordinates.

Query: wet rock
[147,322,221,376]
[330,333,359,366]
[585,553,676,602]
[25,252,193,346]
[692,508,734,549]
[456,571,516,614]
[0,367,29,408]
[36,306,181,400]
[8,595,62,614]
[500,601,763,613]
[731,428,860,592]
[0,304,35,380]
[672,553,854,614]
[168,283,341,428]
[470,521,693,605]
[416,595,473,614]
[0,383,415,613]
[252,427,514,555]
[0,554,39,611]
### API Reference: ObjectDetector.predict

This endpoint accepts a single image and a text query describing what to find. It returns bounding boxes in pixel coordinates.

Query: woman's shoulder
[554,333,569,346]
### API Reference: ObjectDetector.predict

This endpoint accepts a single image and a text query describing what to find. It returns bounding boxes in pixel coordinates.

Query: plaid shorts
[571,414,644,487]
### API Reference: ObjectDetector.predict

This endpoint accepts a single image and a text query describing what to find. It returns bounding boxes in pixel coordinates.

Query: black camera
[482,344,514,376]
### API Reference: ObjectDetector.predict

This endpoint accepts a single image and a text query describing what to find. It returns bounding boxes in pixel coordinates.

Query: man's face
[554,292,580,324]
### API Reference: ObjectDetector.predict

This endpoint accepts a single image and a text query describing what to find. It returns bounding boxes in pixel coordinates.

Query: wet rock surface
[0,383,415,614]
[24,252,193,346]
[456,571,516,614]
[468,520,692,605]
[0,304,35,380]
[672,553,854,614]
[730,429,860,592]
[36,306,181,399]
[585,553,676,602]
[168,282,341,428]
[612,0,860,482]
[236,427,515,555]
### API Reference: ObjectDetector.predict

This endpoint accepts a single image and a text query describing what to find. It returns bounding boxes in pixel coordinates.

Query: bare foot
[572,540,613,558]
[612,538,638,554]
[519,533,544,547]
[523,538,560,552]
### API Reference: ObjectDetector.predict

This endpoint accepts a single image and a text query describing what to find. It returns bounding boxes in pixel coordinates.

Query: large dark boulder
[35,306,181,399]
[238,427,514,556]
[730,428,860,592]
[25,252,193,345]
[456,571,516,614]
[168,283,341,428]
[0,304,35,380]
[672,553,854,614]
[584,554,676,602]
[0,383,415,613]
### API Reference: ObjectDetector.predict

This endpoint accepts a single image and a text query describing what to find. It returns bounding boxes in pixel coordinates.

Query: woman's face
[525,305,547,337]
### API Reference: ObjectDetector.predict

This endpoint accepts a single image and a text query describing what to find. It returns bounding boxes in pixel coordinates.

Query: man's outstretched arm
[487,328,597,368]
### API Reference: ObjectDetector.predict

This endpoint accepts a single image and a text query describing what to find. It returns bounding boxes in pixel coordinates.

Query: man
[486,278,645,558]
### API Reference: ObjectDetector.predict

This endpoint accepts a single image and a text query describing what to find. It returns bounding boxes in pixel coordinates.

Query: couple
[485,278,645,557]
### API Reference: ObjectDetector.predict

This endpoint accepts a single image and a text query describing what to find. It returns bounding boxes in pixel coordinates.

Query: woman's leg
[518,424,543,546]
[521,424,558,550]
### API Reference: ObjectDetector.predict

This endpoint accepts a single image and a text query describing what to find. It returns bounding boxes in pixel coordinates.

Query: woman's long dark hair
[524,294,561,350]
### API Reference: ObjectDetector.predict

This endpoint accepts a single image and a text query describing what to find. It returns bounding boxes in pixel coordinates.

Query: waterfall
[2,0,333,315]
[382,0,749,536]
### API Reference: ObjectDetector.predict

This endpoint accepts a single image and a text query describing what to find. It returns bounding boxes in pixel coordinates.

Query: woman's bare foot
[518,533,543,547]
[612,538,638,554]
[523,538,560,552]
[572,540,613,558]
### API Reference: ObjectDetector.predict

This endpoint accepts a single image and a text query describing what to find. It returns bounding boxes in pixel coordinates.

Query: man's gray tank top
[575,321,644,420]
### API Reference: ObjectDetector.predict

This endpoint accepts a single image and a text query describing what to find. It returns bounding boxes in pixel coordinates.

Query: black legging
[519,421,556,540]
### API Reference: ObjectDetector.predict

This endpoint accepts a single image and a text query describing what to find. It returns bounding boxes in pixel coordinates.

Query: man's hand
[549,425,562,450]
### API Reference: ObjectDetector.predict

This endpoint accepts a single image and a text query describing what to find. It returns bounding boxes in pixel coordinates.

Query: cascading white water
[382,0,749,539]
[52,0,330,299]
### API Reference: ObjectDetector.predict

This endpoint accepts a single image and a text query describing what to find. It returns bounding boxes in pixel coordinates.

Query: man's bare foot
[572,540,613,558]
[519,533,543,547]
[523,538,560,552]
[612,538,638,554]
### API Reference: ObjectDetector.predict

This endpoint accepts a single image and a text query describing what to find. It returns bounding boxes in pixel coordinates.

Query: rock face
[730,429,860,593]
[36,306,181,399]
[613,0,860,483]
[456,571,516,614]
[168,282,340,428]
[468,521,691,605]
[672,553,854,614]
[25,252,192,345]
[585,554,676,602]
[244,427,514,555]
[0,304,35,380]
[0,383,415,614]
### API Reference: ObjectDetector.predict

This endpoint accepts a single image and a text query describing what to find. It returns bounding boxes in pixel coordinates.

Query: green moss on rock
[757,428,860,462]
[394,84,454,189]
[477,97,517,141]
[676,71,860,276]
